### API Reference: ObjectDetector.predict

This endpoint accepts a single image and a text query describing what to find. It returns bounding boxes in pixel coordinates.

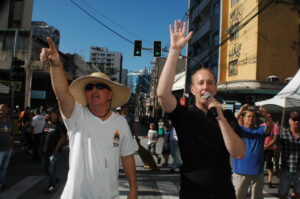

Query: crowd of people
[0,104,68,194]
[1,19,300,199]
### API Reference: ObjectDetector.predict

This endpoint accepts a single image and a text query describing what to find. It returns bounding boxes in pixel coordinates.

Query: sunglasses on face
[84,83,111,91]
[291,116,300,122]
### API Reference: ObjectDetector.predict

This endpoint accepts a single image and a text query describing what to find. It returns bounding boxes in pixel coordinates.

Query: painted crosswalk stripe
[0,176,44,199]
[156,181,179,199]
[263,190,277,199]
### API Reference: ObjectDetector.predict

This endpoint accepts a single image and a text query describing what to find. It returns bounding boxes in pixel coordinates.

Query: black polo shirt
[167,104,241,198]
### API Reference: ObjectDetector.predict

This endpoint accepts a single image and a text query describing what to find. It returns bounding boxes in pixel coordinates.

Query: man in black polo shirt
[157,20,246,199]
[40,107,66,194]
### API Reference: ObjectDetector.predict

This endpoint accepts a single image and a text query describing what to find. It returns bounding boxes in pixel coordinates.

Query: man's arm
[121,154,137,199]
[264,134,276,150]
[235,104,249,120]
[206,101,246,159]
[259,108,274,135]
[40,37,75,119]
[157,20,192,113]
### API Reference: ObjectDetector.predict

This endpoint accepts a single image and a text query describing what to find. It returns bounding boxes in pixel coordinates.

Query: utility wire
[70,0,133,44]
[173,0,274,84]
[79,0,152,44]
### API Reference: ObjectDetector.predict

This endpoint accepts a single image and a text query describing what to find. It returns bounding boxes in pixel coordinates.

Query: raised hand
[40,37,61,67]
[169,20,193,51]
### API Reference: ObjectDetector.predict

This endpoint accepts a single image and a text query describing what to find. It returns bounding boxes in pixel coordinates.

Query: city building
[121,69,128,85]
[0,0,34,107]
[89,46,123,82]
[187,0,221,86]
[218,0,299,105]
[149,57,186,119]
[127,69,151,119]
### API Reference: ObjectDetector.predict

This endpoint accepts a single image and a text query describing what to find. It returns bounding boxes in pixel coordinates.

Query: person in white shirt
[31,108,45,163]
[147,123,161,164]
[40,37,138,199]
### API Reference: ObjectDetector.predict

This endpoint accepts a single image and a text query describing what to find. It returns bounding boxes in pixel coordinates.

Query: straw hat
[69,72,130,109]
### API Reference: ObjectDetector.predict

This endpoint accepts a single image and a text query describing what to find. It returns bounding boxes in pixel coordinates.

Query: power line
[79,0,152,45]
[70,0,133,44]
[178,0,274,84]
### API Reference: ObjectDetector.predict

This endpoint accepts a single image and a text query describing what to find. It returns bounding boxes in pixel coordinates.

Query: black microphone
[204,93,218,118]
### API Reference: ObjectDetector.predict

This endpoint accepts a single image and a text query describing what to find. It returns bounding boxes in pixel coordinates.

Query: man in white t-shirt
[40,38,138,199]
[31,108,45,163]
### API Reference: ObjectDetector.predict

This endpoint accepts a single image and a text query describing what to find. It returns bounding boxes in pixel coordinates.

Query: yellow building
[218,0,299,103]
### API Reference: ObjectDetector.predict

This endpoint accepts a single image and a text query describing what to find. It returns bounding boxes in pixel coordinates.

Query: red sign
[180,97,186,106]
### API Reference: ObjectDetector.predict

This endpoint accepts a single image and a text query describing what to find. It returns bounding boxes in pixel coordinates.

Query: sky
[32,0,189,72]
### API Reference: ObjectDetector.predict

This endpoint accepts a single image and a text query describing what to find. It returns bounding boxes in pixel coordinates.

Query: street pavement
[0,121,280,199]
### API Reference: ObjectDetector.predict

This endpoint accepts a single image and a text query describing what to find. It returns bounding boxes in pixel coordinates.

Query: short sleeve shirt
[61,103,138,199]
[0,121,12,151]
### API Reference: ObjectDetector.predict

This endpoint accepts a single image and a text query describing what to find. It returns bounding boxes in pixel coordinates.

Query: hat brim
[69,76,131,109]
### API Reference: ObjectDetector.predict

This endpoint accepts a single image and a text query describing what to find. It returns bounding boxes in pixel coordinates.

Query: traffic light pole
[9,29,18,126]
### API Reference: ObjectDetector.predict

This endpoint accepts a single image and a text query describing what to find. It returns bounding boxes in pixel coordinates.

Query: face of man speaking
[190,69,217,106]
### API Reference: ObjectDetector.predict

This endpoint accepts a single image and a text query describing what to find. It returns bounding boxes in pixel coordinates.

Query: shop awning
[0,83,9,94]
[172,71,186,91]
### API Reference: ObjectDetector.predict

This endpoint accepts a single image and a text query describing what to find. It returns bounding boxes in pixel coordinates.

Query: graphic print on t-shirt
[113,131,120,147]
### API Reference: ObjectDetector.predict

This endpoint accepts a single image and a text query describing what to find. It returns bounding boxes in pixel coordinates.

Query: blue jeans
[170,140,182,169]
[278,168,300,197]
[0,148,12,185]
[41,153,61,186]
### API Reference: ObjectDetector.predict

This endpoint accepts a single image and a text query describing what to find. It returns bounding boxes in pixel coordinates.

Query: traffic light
[133,40,142,56]
[11,57,25,80]
[153,41,161,57]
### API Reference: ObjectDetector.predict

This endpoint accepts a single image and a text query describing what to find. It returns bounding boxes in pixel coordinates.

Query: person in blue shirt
[232,105,273,199]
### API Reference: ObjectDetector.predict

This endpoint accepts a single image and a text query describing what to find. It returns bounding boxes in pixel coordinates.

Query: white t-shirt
[61,103,138,199]
[31,114,45,134]
[147,129,158,144]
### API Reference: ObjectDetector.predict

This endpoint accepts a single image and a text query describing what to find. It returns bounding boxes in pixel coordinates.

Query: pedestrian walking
[31,108,46,163]
[169,120,182,174]
[40,37,138,199]
[0,104,14,192]
[277,111,300,199]
[158,119,164,137]
[232,105,273,199]
[40,106,66,194]
[162,122,172,166]
[157,19,245,199]
[261,115,280,188]
[146,123,161,164]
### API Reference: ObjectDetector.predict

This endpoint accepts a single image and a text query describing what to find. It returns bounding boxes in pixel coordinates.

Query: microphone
[204,93,218,118]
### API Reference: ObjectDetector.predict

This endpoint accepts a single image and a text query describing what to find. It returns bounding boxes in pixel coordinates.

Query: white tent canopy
[255,69,300,111]
[255,69,300,127]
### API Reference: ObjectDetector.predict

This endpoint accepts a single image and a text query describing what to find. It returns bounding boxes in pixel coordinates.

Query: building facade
[89,46,122,82]
[187,0,221,81]
[218,0,299,105]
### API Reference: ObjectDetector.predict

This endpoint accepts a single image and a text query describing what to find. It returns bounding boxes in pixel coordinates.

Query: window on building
[213,1,220,16]
[107,59,111,62]
[212,33,219,47]
[230,29,240,41]
[107,54,112,57]
[100,53,105,56]
[231,0,239,7]
[229,60,238,76]
[0,30,30,50]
